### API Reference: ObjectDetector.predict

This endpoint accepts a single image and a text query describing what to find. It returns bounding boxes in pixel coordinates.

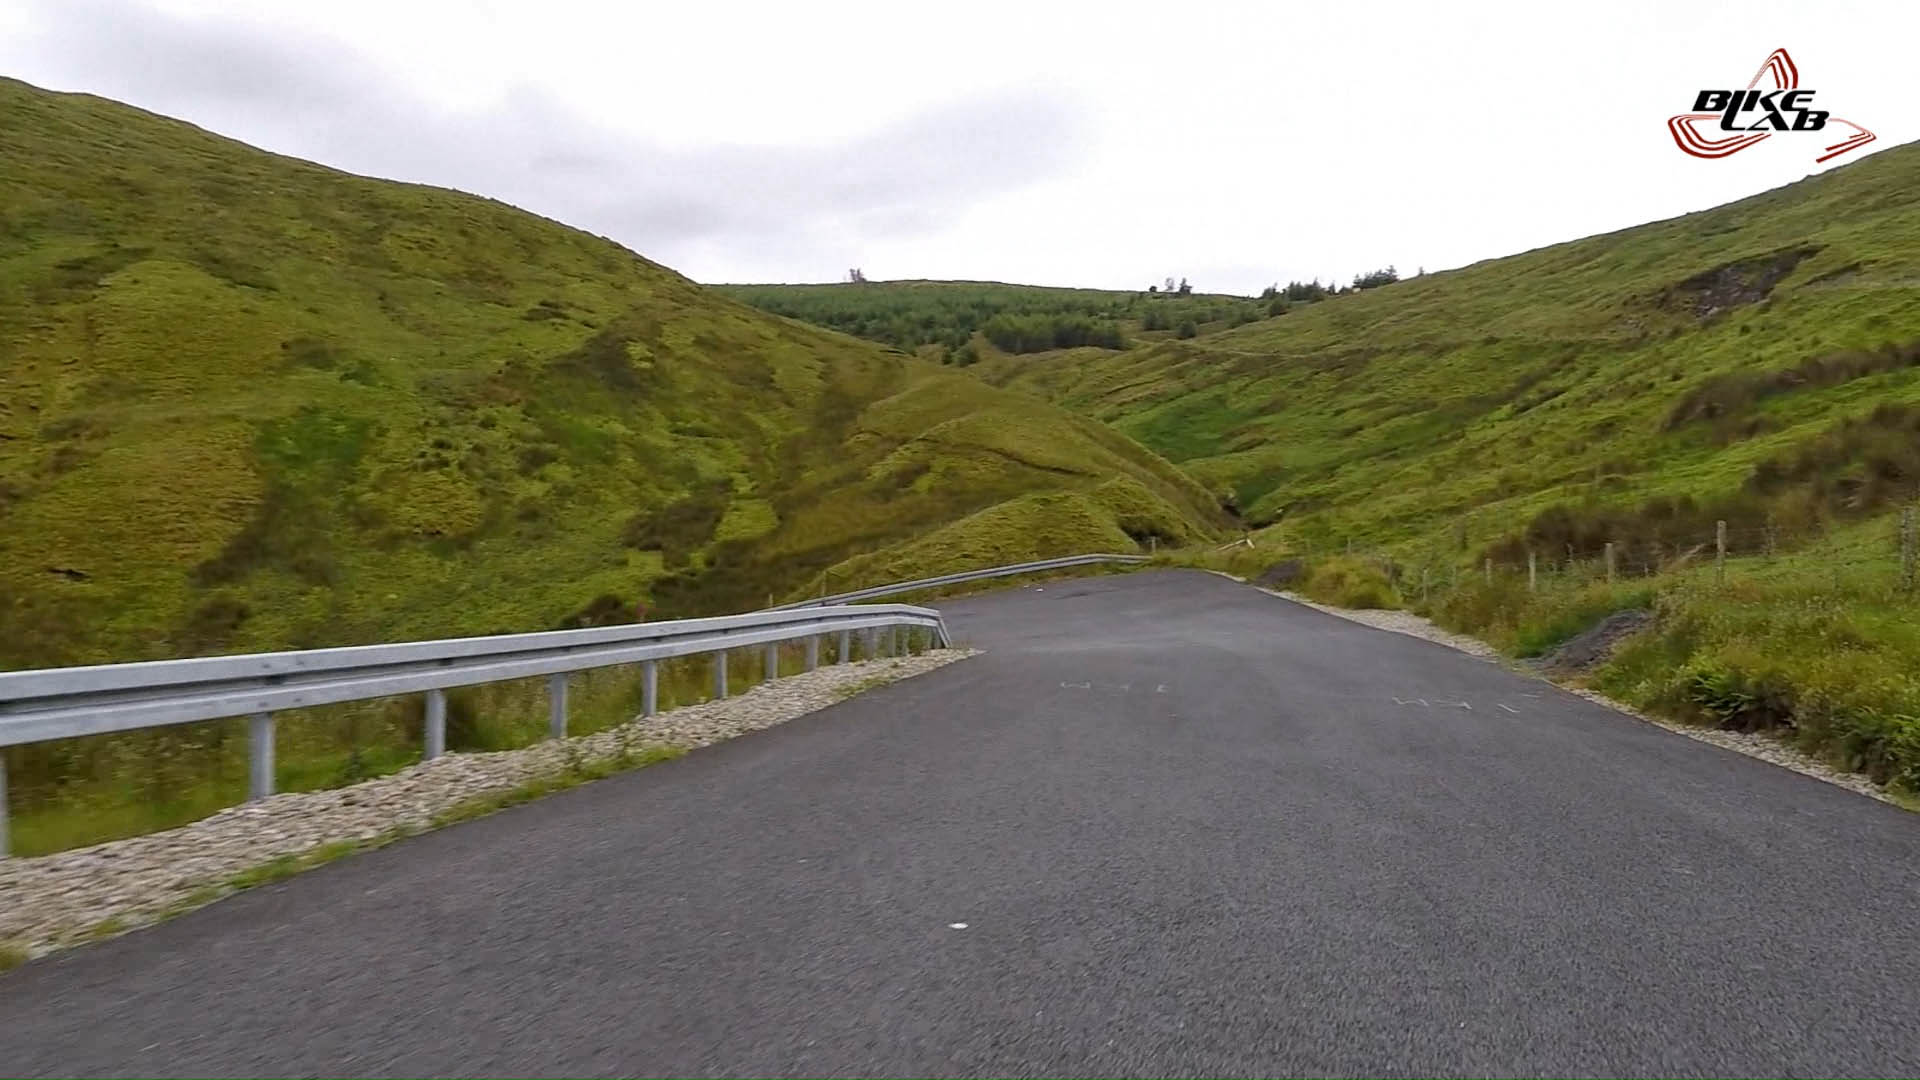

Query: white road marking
[1155,684,1167,693]
[948,922,969,930]
[1498,704,1520,714]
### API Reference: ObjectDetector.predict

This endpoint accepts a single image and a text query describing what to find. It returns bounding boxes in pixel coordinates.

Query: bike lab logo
[1668,48,1875,163]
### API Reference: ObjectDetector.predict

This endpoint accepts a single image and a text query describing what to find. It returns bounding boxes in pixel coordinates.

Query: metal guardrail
[773,552,1150,609]
[0,604,949,856]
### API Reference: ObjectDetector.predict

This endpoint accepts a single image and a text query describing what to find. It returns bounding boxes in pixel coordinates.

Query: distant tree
[1265,296,1288,317]
[979,312,1124,354]
[1147,284,1159,294]
[1164,276,1177,294]
[1283,279,1328,302]
[1176,277,1193,296]
[1351,266,1399,290]
[1175,317,1198,339]
[847,267,868,284]
[1259,283,1280,300]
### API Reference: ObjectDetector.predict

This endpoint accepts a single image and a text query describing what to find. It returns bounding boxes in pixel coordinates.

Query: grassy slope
[981,144,1920,550]
[0,78,1223,676]
[1004,146,1920,791]
[998,147,1912,538]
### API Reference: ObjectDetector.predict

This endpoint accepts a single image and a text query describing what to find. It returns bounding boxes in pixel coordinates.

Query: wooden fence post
[1716,520,1727,585]
[1527,551,1537,593]
[1604,541,1616,585]
[1903,505,1916,593]
[1484,557,1492,586]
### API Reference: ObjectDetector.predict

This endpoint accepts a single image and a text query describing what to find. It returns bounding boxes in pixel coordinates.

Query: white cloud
[4,0,1915,292]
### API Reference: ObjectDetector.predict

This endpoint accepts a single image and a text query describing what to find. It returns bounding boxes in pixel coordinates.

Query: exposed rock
[1659,245,1816,319]
[1538,609,1653,676]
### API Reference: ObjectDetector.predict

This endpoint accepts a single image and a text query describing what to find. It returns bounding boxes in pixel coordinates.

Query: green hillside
[978,145,1920,557]
[716,279,1271,361]
[0,77,1224,675]
[974,145,1920,795]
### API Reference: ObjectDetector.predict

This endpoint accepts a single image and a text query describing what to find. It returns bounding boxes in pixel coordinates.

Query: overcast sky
[4,0,1915,293]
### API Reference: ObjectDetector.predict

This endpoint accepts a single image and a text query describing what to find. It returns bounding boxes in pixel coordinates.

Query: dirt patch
[1253,559,1305,589]
[1659,245,1816,319]
[1538,609,1652,676]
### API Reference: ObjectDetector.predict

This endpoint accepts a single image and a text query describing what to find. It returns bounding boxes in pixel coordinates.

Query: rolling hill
[971,145,1920,561]
[731,148,1920,797]
[0,77,1225,674]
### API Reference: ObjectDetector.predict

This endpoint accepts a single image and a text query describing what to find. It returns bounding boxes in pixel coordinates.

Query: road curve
[3,569,1917,1077]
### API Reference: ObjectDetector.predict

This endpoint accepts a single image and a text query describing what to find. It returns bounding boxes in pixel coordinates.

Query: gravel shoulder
[0,649,975,962]
[1250,581,1907,811]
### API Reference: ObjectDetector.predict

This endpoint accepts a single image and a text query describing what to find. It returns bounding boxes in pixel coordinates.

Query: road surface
[3,570,1918,1076]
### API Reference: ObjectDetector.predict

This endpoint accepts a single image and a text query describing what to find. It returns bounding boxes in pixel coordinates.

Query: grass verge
[1198,536,1920,803]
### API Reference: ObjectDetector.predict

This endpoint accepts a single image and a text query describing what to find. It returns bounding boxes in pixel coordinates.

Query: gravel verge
[1214,572,1907,811]
[0,650,975,961]
[1268,589,1501,660]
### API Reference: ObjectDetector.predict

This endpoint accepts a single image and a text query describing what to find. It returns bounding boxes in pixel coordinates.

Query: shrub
[1301,556,1401,609]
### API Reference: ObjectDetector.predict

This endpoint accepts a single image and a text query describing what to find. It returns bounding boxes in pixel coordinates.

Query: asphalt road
[4,570,1918,1077]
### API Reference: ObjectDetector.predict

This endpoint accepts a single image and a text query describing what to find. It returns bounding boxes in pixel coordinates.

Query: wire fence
[1330,507,1920,606]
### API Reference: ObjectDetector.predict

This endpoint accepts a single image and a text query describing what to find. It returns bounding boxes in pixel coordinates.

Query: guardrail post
[863,628,879,661]
[1,753,10,858]
[548,674,568,739]
[805,636,819,671]
[763,642,779,682]
[837,630,850,665]
[891,626,902,657]
[248,712,275,801]
[424,688,446,761]
[714,651,729,699]
[642,660,658,717]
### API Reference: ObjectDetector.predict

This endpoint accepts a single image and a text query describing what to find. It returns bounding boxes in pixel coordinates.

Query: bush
[1301,556,1401,609]
[1175,318,1198,340]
